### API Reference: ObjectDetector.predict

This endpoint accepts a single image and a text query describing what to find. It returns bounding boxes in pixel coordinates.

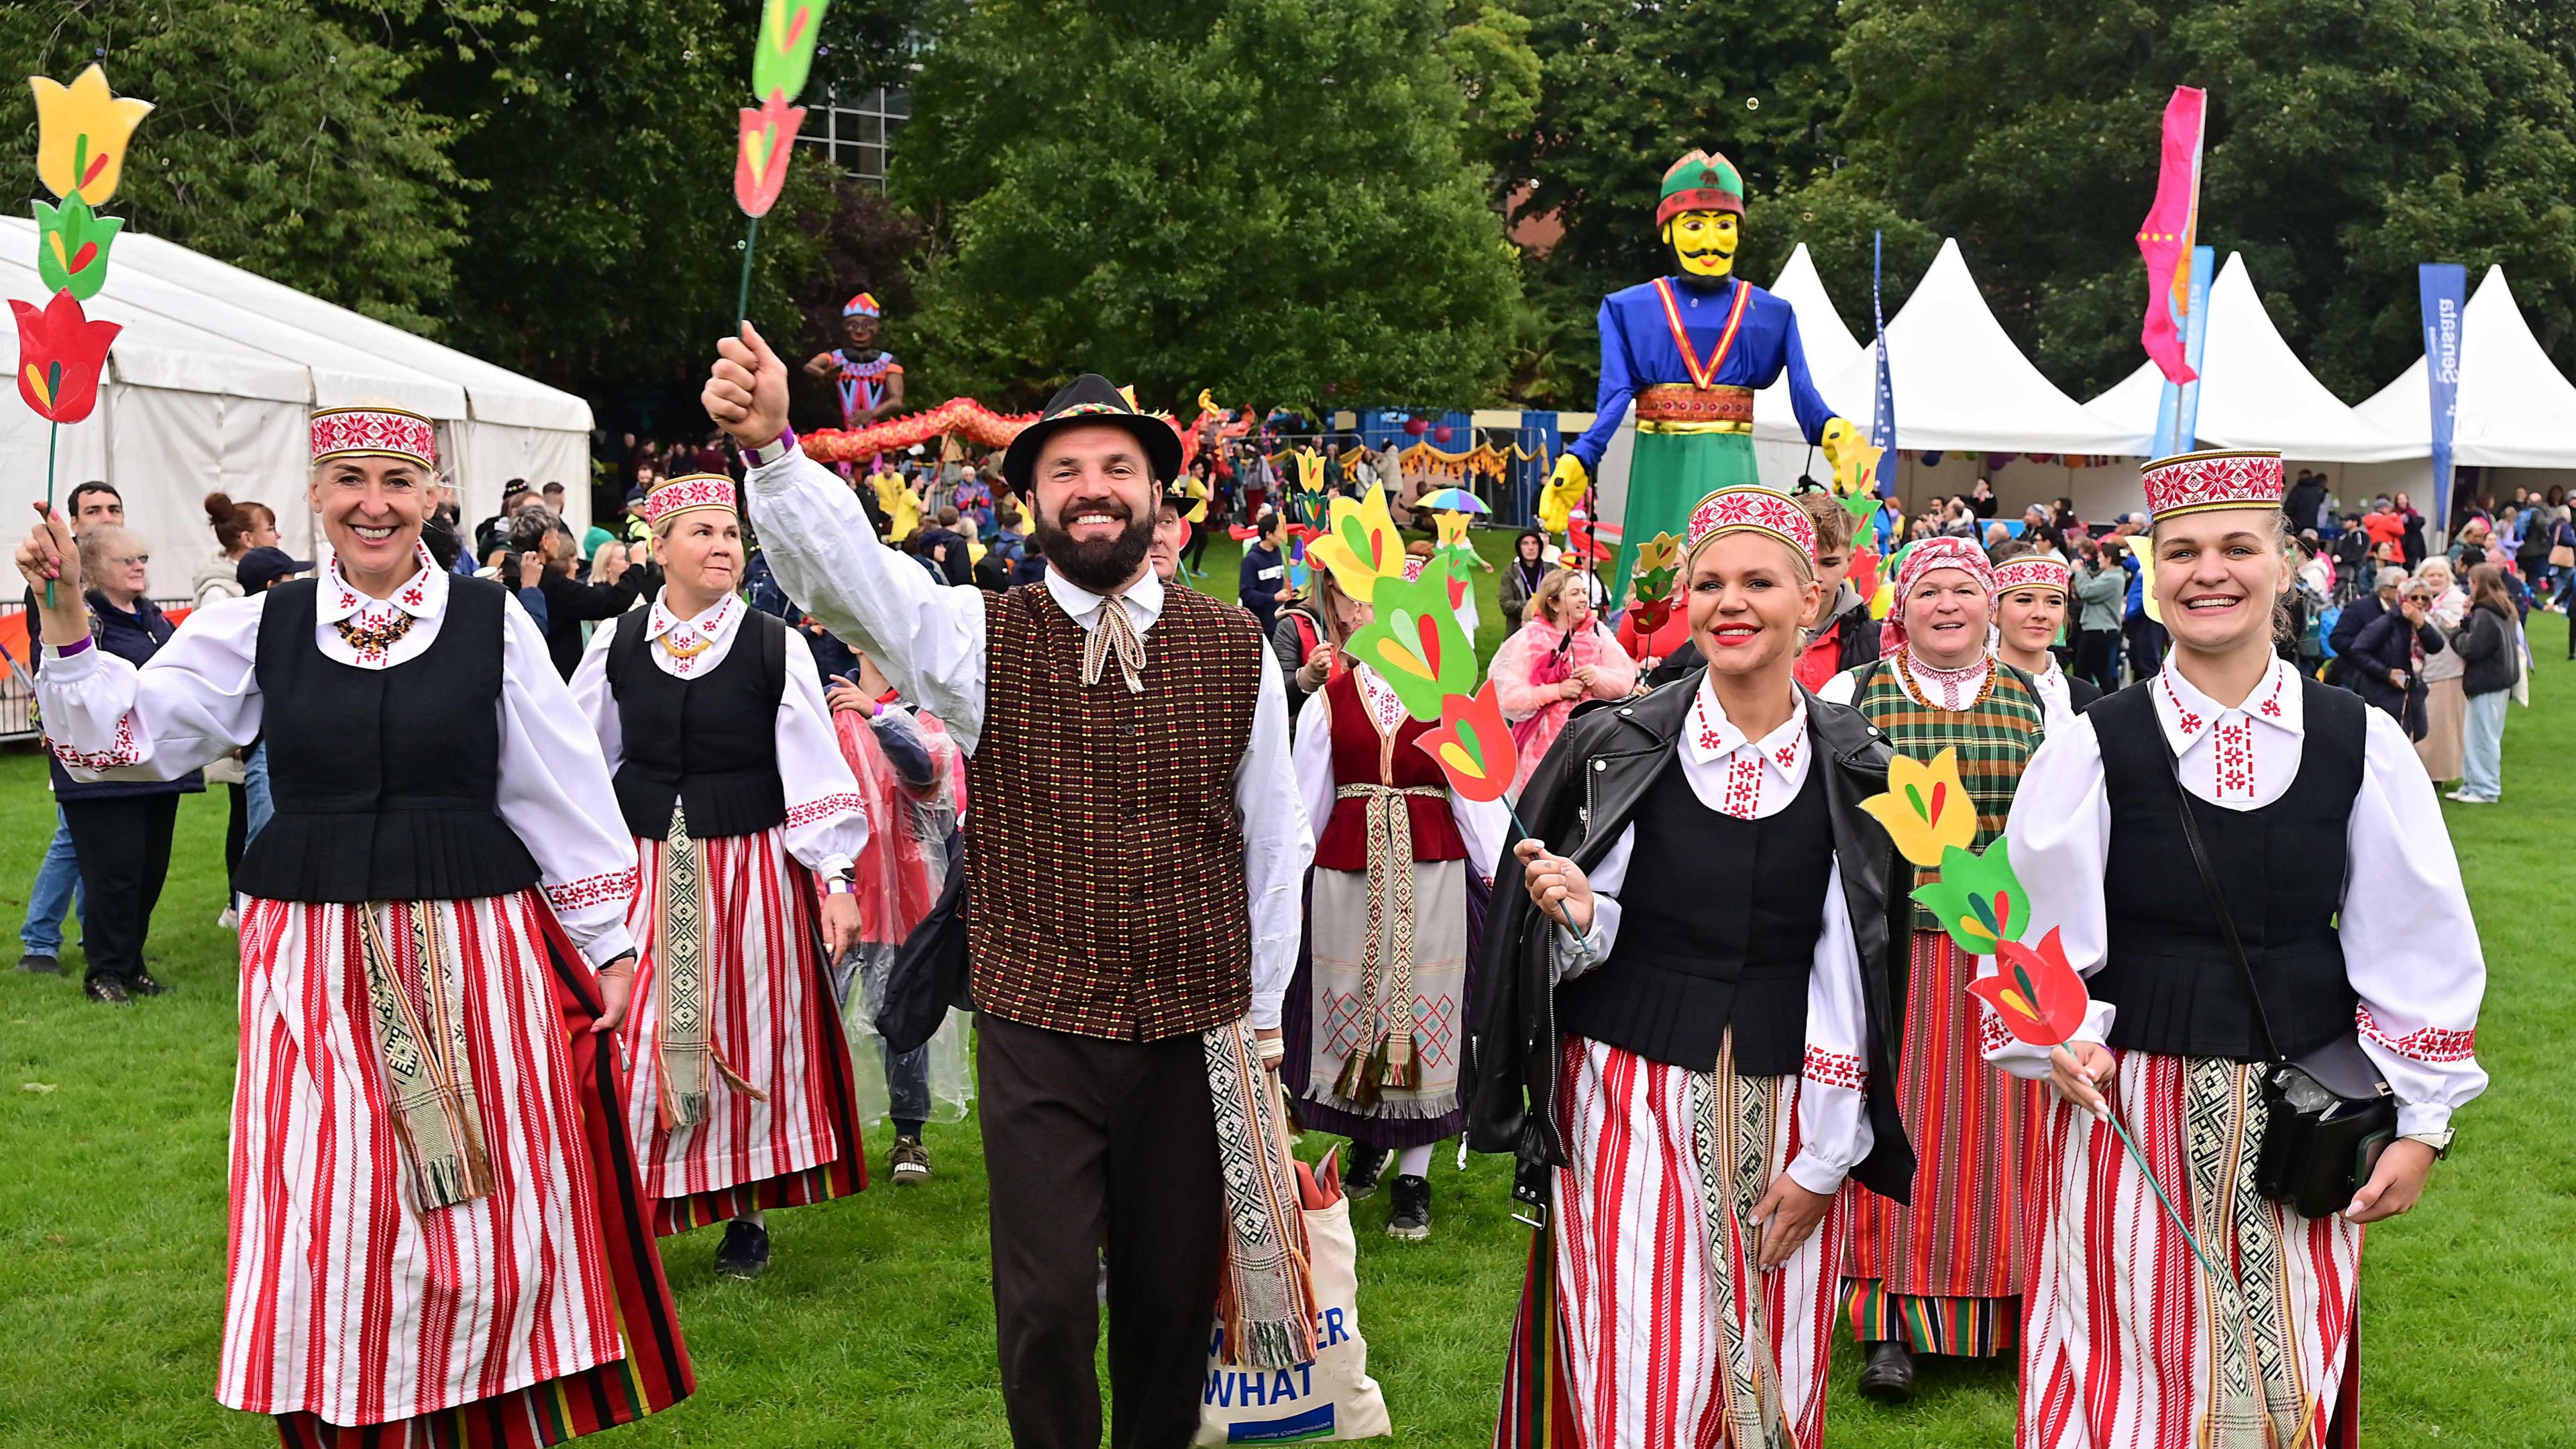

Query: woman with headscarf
[1999,450,2484,1448]
[1474,480,1913,1448]
[1282,557,1507,1240]
[570,472,873,1279]
[1819,533,2049,1399]
[18,405,693,1444]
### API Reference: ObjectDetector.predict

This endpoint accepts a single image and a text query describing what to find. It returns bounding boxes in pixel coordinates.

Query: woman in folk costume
[1470,482,1915,1449]
[1817,534,2045,1397]
[568,472,872,1278]
[1997,451,2486,1449]
[17,406,692,1445]
[1990,551,2100,725]
[1282,556,1507,1240]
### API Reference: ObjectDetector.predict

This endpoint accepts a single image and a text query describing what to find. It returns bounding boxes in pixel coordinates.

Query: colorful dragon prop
[804,391,1244,473]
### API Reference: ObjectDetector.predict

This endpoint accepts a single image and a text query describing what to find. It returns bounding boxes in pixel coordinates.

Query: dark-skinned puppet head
[841,291,883,352]
[1656,149,1744,285]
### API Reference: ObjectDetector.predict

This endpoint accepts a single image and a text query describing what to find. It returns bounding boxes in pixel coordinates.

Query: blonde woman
[1489,567,1638,790]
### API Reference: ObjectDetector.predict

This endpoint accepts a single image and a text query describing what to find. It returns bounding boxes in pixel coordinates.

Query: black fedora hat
[1002,374,1183,494]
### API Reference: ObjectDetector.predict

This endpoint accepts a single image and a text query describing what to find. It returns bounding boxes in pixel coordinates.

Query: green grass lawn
[3,551,2568,1446]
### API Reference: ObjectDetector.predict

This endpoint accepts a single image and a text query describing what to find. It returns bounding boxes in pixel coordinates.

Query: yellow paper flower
[1433,509,1470,549]
[32,65,154,207]
[1858,747,1978,867]
[1306,484,1407,602]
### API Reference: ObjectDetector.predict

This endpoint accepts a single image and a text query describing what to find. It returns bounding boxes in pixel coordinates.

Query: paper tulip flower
[13,289,121,424]
[1911,839,2029,958]
[32,195,123,302]
[31,66,154,207]
[734,93,808,218]
[1345,560,1476,720]
[1307,485,1405,603]
[1859,747,1978,868]
[1416,680,1519,803]
[752,0,831,104]
[1966,928,2090,1049]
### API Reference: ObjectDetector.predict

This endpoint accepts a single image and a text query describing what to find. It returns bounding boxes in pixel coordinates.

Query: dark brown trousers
[979,1014,1222,1449]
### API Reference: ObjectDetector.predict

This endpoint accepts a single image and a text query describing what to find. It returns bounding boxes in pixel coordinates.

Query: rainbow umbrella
[1419,486,1488,515]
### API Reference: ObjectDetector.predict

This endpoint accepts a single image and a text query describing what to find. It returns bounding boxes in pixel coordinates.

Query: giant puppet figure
[1544,149,1858,601]
[803,292,906,430]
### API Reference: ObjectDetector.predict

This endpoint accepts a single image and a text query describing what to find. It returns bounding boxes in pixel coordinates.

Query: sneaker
[15,953,61,975]
[713,1218,771,1279]
[1341,1144,1389,1201]
[127,971,170,998]
[1386,1173,1431,1241]
[218,906,238,931]
[85,977,133,1007]
[890,1135,932,1185]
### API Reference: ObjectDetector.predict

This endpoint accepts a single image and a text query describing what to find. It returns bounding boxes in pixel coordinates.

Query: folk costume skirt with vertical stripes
[1495,1034,1843,1449]
[1837,930,2038,1356]
[2019,1052,2362,1449]
[617,826,867,1235]
[228,892,693,1446]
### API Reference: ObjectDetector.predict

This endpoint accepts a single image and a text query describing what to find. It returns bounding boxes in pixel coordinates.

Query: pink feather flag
[2135,86,2207,385]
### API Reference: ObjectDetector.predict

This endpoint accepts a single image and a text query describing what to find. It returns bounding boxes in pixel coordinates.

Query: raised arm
[34,594,268,783]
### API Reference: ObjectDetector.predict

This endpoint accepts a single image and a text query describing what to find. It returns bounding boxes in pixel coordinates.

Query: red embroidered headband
[1685,483,1816,566]
[644,472,737,525]
[2141,448,2284,521]
[311,406,437,468]
[1992,554,2070,596]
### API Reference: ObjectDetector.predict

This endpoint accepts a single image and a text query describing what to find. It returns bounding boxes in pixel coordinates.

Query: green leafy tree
[3,2,467,334]
[1774,0,2576,398]
[895,0,1521,410]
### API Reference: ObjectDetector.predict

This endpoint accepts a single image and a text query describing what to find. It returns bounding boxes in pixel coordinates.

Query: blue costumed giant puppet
[1544,148,1862,600]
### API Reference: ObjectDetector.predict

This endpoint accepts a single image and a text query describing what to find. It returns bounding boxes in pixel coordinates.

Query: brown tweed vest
[968,582,1265,1040]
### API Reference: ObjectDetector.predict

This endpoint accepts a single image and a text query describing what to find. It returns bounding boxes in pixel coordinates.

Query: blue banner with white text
[2418,263,2467,527]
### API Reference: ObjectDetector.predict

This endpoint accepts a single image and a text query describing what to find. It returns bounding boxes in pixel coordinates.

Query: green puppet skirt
[1611,429,1760,604]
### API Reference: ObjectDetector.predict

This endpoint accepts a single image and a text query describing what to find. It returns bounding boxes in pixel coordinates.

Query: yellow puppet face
[1662,211,1739,278]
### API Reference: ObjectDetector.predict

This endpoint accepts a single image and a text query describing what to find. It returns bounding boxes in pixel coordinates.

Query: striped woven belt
[1636,383,1754,433]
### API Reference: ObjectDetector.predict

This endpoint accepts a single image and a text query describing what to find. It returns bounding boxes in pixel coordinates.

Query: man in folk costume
[702,327,1316,1448]
[18,407,693,1444]
[1999,451,2486,1449]
[568,472,873,1277]
[1282,555,1509,1239]
[1542,148,1857,602]
[1990,551,2101,725]
[1470,481,1915,1449]
[1818,535,2046,1397]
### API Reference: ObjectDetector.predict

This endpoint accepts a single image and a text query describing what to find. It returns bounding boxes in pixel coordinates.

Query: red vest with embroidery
[1311,667,1466,872]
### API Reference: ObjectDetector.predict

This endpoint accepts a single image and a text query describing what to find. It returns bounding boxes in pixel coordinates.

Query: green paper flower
[33,195,121,301]
[1345,559,1477,721]
[1910,839,2031,957]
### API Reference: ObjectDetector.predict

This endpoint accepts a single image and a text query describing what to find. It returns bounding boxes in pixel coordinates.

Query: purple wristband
[50,635,93,659]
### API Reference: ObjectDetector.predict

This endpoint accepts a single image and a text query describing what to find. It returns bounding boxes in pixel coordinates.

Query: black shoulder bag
[2162,741,2396,1220]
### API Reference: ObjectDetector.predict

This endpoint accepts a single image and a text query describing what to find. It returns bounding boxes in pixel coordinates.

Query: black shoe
[85,977,133,1007]
[127,971,170,997]
[713,1218,770,1279]
[1386,1174,1431,1241]
[1858,1340,1915,1402]
[15,953,60,975]
[1342,1144,1389,1201]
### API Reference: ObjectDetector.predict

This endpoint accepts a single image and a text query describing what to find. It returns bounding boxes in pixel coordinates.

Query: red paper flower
[13,288,119,424]
[1965,927,2092,1048]
[734,93,807,218]
[1415,680,1519,804]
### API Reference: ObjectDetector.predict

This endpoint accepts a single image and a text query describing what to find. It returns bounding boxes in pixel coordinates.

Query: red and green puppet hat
[1656,148,1744,228]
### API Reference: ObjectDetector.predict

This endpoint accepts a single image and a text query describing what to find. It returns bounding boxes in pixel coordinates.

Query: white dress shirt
[2024,655,2078,728]
[1998,654,2488,1136]
[743,443,1314,1028]
[1291,663,1509,882]
[34,545,641,965]
[568,590,869,879]
[1552,683,1875,1195]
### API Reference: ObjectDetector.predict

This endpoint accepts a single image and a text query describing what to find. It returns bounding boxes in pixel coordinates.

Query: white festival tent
[2353,266,2576,486]
[0,220,593,595]
[2088,252,2420,470]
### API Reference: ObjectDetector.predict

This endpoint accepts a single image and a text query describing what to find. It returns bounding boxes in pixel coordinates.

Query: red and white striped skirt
[224,892,692,1436]
[619,827,864,1233]
[2019,1051,2363,1449]
[1497,1036,1842,1449]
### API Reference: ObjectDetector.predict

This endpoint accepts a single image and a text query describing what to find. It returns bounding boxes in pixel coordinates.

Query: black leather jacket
[1462,672,1917,1210]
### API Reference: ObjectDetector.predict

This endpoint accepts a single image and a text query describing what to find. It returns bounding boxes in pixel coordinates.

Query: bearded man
[704,328,1314,1449]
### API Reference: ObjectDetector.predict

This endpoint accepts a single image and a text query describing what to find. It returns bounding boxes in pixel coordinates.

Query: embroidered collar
[2153,655,2302,748]
[1688,679,1808,773]
[647,592,737,645]
[1892,645,1992,712]
[1044,566,1165,635]
[319,541,443,625]
[1351,664,1409,735]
